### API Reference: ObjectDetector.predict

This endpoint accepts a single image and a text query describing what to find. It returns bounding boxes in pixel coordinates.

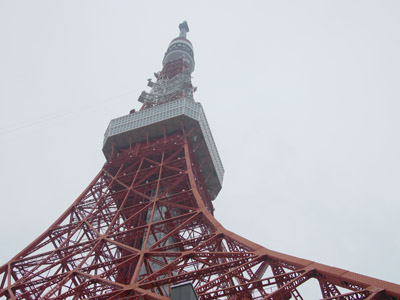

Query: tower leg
[0,130,399,300]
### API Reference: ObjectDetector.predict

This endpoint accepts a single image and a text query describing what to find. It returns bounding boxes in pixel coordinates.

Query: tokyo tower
[1,22,399,300]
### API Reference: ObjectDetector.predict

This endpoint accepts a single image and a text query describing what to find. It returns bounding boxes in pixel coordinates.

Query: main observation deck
[103,97,224,199]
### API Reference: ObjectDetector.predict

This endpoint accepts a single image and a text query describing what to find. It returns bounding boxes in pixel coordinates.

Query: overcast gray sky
[0,0,399,287]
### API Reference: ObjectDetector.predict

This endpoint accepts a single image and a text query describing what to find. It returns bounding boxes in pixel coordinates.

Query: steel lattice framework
[1,22,399,300]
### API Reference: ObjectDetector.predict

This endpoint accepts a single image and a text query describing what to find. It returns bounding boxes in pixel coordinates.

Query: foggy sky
[0,0,399,288]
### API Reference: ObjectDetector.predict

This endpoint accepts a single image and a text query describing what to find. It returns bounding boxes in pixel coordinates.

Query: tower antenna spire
[179,20,189,38]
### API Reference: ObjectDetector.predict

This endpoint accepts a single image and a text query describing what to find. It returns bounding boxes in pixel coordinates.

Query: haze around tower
[0,0,399,288]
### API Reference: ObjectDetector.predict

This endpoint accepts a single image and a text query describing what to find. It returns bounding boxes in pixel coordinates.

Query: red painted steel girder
[0,129,399,300]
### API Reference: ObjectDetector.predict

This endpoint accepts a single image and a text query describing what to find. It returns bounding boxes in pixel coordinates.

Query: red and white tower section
[0,22,399,300]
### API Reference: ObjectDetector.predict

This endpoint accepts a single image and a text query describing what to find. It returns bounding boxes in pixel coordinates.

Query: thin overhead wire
[0,89,137,136]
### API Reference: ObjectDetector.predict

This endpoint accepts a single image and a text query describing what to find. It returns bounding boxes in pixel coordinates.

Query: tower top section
[163,21,195,73]
[103,21,224,199]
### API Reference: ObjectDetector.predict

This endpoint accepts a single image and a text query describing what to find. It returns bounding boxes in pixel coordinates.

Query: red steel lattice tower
[1,22,399,300]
